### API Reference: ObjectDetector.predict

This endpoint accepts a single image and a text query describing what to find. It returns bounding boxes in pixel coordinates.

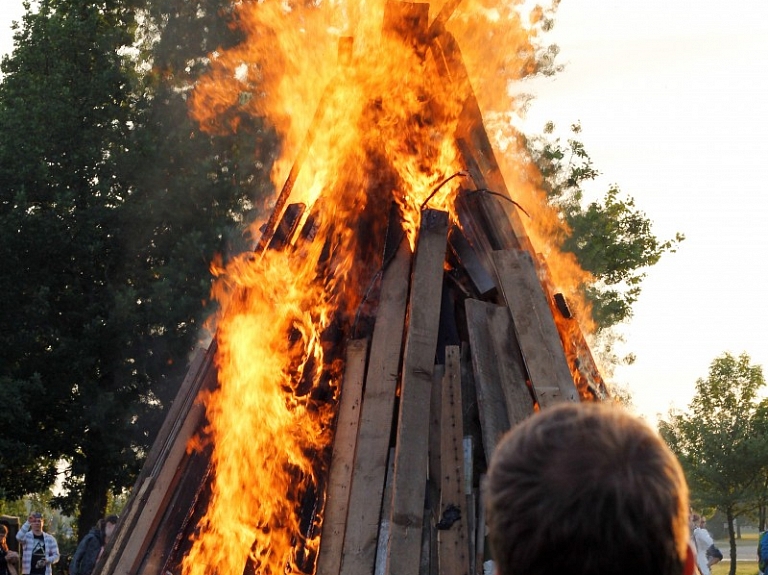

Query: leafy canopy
[528,122,684,329]
[659,352,768,568]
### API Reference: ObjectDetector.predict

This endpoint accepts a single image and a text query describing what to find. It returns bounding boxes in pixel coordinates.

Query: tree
[527,122,684,330]
[659,352,768,575]
[0,0,277,537]
[0,0,151,535]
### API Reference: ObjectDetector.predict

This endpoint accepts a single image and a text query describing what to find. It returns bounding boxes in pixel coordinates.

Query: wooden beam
[267,202,306,251]
[109,349,216,575]
[437,346,470,575]
[447,225,496,298]
[427,27,533,254]
[340,238,412,575]
[475,476,487,575]
[100,343,215,575]
[537,259,608,400]
[484,304,535,427]
[429,364,445,503]
[316,339,369,575]
[464,299,510,460]
[491,250,579,407]
[374,449,396,575]
[386,209,449,575]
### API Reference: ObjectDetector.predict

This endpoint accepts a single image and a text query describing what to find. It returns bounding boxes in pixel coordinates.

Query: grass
[711,561,759,575]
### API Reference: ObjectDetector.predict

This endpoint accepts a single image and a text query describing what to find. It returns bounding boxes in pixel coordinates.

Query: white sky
[518,0,768,421]
[2,0,767,423]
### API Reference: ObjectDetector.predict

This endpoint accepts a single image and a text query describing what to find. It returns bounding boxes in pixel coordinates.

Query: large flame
[180,0,587,574]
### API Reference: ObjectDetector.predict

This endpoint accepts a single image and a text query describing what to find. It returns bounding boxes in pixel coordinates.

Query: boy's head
[486,402,694,575]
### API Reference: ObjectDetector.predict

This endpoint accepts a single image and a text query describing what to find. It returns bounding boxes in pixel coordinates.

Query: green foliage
[659,352,768,570]
[0,0,276,538]
[528,122,684,329]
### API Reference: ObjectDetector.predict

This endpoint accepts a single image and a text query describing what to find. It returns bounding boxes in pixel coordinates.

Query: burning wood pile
[98,2,607,575]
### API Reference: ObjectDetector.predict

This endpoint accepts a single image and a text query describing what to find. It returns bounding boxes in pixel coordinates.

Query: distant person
[758,528,768,574]
[486,401,695,575]
[690,513,720,574]
[1,525,20,575]
[15,513,59,575]
[69,515,118,575]
[698,516,722,568]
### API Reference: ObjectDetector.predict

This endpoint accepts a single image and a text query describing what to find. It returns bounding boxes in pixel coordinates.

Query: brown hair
[486,402,690,575]
[0,524,7,552]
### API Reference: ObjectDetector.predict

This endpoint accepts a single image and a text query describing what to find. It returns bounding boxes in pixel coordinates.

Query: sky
[2,0,767,423]
[516,0,768,421]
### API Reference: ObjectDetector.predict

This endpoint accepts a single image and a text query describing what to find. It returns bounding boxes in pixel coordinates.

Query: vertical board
[316,339,369,575]
[374,449,396,575]
[437,346,471,575]
[385,209,449,575]
[464,299,510,460]
[340,239,412,575]
[484,304,535,428]
[491,250,578,406]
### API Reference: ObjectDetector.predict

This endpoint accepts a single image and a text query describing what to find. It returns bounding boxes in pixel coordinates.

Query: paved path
[714,539,757,562]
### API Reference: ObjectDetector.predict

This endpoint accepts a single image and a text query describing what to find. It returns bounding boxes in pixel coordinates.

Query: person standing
[758,529,768,574]
[701,517,723,567]
[691,513,711,574]
[69,515,118,575]
[1,525,20,575]
[15,513,59,575]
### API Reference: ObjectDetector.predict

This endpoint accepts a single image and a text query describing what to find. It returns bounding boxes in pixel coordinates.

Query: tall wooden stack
[97,3,607,575]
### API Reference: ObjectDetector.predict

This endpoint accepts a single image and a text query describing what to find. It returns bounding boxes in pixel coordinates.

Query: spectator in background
[15,513,59,575]
[485,402,695,575]
[69,515,119,575]
[757,528,768,574]
[691,514,721,574]
[701,517,723,568]
[1,525,20,575]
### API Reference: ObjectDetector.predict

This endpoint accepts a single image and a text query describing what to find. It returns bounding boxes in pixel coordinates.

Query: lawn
[711,561,759,575]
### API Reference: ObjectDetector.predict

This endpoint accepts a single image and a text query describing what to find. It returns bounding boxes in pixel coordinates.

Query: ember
[97,2,607,575]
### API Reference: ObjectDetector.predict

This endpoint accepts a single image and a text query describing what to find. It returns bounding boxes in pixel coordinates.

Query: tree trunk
[727,507,737,575]
[76,449,110,541]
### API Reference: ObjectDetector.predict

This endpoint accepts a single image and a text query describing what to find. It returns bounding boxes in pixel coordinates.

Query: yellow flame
[181,0,591,574]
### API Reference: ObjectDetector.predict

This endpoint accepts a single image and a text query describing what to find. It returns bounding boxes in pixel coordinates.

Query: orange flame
[181,0,591,574]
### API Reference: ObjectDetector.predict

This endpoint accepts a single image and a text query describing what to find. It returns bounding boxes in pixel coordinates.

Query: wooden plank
[448,225,496,298]
[340,238,412,575]
[426,364,444,575]
[485,304,535,427]
[459,344,482,483]
[427,27,533,254]
[437,346,470,575]
[429,364,445,496]
[385,209,449,575]
[537,259,608,400]
[491,250,579,406]
[465,491,476,575]
[316,339,369,575]
[463,438,476,575]
[112,389,210,575]
[464,299,510,460]
[374,449,396,575]
[475,477,487,575]
[101,343,215,575]
[267,202,306,251]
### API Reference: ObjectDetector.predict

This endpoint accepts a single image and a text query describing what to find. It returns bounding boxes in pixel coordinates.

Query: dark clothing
[28,536,45,575]
[68,528,104,575]
[1,549,13,575]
